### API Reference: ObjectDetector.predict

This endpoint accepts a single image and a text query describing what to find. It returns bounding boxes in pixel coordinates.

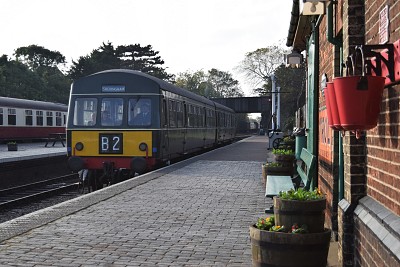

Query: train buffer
[45,133,66,147]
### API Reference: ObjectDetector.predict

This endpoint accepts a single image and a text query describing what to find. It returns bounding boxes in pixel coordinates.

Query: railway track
[0,174,79,210]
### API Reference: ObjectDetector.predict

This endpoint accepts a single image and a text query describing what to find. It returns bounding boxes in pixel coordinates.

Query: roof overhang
[286,0,315,52]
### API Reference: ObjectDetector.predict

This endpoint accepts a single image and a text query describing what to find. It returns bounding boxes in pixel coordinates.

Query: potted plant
[262,162,293,179]
[274,188,326,233]
[279,136,295,150]
[7,141,18,151]
[272,148,295,166]
[250,214,331,267]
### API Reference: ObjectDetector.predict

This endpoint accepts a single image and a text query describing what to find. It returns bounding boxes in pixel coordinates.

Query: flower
[255,215,275,231]
[254,216,308,234]
[291,224,308,234]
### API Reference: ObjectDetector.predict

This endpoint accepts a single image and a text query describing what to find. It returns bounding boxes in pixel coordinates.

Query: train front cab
[67,75,163,189]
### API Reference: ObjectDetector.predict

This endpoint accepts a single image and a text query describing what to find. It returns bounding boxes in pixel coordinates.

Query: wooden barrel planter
[274,154,295,167]
[273,197,326,233]
[250,225,331,267]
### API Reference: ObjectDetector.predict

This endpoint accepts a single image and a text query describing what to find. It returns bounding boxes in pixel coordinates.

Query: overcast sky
[0,0,293,95]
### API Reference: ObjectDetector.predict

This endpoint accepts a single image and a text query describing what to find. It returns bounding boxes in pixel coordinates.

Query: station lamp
[285,50,303,68]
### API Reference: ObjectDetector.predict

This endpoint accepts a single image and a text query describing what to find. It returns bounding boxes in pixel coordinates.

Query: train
[66,69,236,190]
[0,96,68,142]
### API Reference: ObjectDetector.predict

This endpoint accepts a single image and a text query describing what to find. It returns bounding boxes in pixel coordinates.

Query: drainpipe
[326,1,344,200]
[327,2,342,46]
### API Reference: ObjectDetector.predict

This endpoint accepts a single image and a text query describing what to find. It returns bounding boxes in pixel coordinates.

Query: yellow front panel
[70,130,152,157]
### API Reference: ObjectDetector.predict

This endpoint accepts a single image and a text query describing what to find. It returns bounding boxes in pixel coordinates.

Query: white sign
[379,5,389,44]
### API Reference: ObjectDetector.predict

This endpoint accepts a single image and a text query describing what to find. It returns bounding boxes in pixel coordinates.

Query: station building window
[0,108,3,125]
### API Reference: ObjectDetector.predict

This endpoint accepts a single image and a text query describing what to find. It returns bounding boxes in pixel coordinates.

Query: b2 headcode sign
[102,85,126,93]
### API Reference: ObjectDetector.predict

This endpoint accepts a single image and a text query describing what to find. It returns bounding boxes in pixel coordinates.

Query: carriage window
[36,111,44,126]
[0,108,3,125]
[8,108,16,125]
[101,98,123,126]
[128,98,152,127]
[46,111,53,126]
[25,110,33,126]
[168,100,176,128]
[55,112,62,126]
[73,98,98,126]
[176,102,183,127]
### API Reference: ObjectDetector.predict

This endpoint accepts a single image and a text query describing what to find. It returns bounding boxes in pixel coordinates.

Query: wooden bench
[45,133,66,147]
[265,148,316,213]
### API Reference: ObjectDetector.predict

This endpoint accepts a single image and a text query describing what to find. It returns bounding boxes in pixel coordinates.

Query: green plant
[7,141,17,145]
[272,148,294,155]
[264,162,283,167]
[278,188,325,201]
[283,136,294,142]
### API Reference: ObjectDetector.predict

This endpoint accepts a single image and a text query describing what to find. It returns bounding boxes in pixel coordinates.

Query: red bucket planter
[324,82,343,130]
[332,75,385,131]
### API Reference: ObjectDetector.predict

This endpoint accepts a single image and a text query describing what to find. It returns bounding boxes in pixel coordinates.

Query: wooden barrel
[273,197,326,233]
[250,225,331,267]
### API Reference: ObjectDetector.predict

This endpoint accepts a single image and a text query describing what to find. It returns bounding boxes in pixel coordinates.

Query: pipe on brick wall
[327,1,342,47]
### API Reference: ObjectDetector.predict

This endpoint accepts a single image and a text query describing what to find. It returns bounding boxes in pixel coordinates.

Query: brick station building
[286,1,400,266]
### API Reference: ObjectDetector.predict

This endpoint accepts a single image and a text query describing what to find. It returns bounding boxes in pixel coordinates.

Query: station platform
[0,135,338,266]
[0,142,66,164]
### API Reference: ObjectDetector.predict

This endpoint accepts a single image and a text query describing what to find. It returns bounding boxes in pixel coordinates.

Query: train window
[25,110,33,126]
[101,98,123,126]
[187,104,193,127]
[176,102,183,127]
[56,112,62,126]
[36,111,44,126]
[168,100,176,128]
[46,111,53,126]
[8,108,16,125]
[73,98,98,126]
[128,98,151,127]
[0,108,3,125]
[162,99,167,128]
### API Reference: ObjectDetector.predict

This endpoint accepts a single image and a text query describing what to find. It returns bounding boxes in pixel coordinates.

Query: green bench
[265,148,316,213]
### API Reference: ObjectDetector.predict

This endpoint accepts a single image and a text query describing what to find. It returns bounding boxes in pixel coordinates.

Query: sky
[0,0,293,96]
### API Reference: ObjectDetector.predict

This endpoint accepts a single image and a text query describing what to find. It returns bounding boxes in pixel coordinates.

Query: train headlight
[139,142,148,151]
[75,142,84,151]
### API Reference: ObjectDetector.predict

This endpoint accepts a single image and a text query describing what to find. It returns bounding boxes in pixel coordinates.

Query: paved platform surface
[0,135,338,266]
[0,142,66,164]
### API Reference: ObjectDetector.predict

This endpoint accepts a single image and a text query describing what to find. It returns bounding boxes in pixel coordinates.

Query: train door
[182,102,187,153]
[161,97,169,160]
[202,107,207,147]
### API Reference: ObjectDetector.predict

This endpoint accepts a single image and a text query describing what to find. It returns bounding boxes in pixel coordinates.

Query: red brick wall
[364,0,400,216]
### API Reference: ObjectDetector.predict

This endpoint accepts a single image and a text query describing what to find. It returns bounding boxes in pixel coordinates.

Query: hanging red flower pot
[324,82,343,130]
[333,75,385,131]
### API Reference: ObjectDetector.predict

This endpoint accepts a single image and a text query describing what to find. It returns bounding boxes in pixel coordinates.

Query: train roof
[75,69,234,113]
[0,97,68,111]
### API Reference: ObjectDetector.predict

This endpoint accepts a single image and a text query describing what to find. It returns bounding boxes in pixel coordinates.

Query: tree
[175,68,244,98]
[0,54,46,100]
[207,68,244,97]
[175,70,208,96]
[236,45,288,93]
[14,45,66,70]
[68,42,173,81]
[236,44,306,131]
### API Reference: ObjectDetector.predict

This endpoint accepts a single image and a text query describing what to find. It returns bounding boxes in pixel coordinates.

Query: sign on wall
[379,5,389,44]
